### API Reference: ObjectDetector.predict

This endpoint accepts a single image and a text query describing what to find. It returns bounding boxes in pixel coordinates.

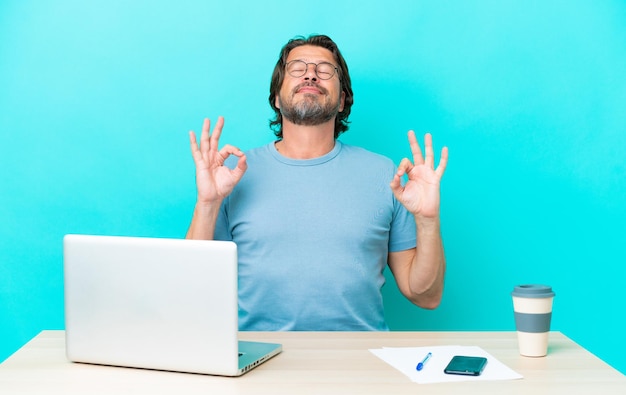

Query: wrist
[194,199,221,216]
[414,215,441,233]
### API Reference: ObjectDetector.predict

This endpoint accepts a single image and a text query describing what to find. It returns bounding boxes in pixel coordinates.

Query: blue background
[1,0,625,374]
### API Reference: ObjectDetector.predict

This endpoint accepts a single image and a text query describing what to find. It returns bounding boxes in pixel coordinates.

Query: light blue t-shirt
[214,141,416,331]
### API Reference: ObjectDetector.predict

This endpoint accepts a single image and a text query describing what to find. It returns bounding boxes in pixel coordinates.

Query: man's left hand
[390,131,448,221]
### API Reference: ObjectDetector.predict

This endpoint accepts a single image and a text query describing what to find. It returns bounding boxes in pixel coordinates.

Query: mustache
[293,82,328,95]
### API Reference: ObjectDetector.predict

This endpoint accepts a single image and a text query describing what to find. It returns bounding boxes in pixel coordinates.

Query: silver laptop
[63,234,281,376]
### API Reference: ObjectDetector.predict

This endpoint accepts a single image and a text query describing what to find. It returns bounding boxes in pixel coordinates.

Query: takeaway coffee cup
[511,284,555,357]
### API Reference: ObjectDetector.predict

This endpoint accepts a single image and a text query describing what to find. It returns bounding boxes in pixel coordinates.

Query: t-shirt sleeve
[388,196,417,252]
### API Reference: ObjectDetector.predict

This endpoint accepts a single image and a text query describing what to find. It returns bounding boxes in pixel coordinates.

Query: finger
[389,173,404,198]
[200,118,211,156]
[424,133,434,169]
[233,153,248,177]
[189,131,203,162]
[217,144,244,165]
[189,129,197,146]
[390,167,410,200]
[391,158,413,198]
[218,144,244,156]
[396,157,413,177]
[219,147,247,182]
[209,116,225,153]
[189,130,198,151]
[407,130,424,165]
[435,146,449,178]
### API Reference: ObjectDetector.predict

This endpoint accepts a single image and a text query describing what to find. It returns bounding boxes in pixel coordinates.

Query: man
[186,34,448,331]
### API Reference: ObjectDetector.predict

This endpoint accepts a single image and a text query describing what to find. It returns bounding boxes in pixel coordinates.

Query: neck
[276,118,336,159]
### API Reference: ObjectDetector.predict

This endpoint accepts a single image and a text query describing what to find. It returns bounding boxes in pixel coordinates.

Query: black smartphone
[443,355,488,376]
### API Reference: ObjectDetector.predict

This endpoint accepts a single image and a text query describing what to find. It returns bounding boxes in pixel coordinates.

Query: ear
[339,91,346,112]
[274,95,281,109]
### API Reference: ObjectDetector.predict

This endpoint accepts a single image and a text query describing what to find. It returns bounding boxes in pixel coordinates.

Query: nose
[303,63,318,81]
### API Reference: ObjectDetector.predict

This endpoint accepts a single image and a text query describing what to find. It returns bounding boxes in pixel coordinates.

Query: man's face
[275,45,345,127]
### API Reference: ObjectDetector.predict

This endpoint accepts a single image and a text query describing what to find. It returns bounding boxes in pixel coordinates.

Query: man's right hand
[189,117,247,204]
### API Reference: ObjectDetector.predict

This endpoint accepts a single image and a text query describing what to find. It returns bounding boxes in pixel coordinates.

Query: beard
[278,83,341,126]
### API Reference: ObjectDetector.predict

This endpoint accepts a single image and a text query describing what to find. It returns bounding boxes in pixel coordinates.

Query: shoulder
[338,142,396,168]
[243,142,273,159]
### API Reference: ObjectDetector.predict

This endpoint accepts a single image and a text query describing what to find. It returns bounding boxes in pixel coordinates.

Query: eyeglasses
[285,60,339,80]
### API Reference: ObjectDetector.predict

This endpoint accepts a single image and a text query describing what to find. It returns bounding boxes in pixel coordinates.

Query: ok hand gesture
[189,117,247,204]
[390,131,448,221]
